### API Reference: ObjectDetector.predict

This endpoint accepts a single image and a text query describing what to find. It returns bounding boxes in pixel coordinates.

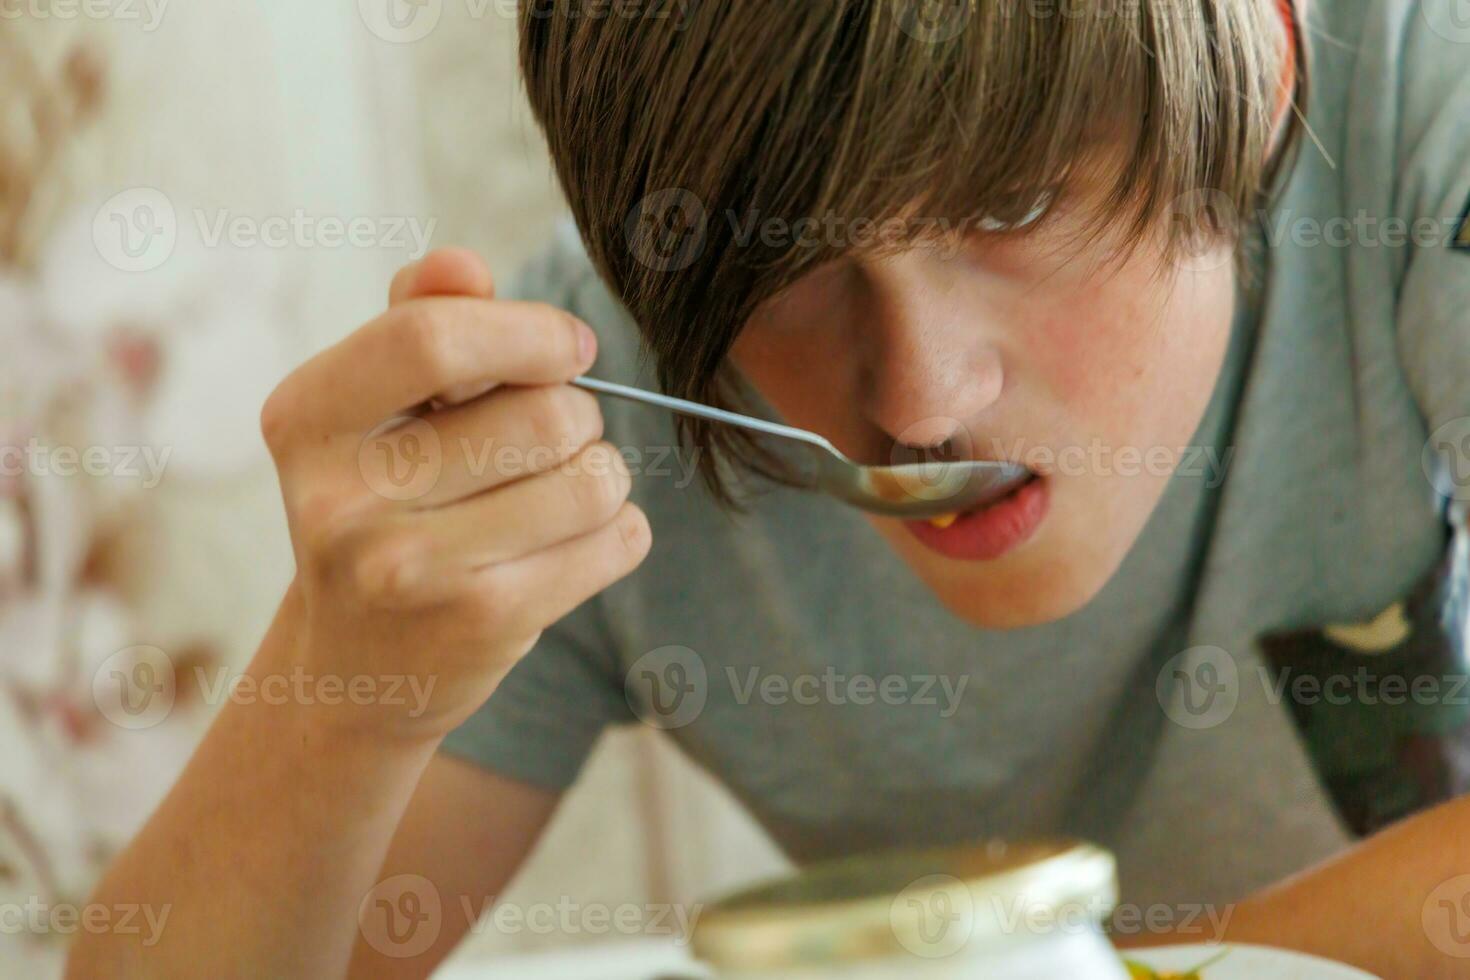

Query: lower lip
[902,476,1050,561]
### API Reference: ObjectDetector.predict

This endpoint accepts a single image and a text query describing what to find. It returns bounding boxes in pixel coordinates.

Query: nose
[852,252,1006,452]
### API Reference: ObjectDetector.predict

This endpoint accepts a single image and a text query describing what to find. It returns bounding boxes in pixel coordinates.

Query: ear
[1268,0,1300,157]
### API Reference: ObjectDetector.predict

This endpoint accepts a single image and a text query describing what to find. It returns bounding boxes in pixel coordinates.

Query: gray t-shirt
[442,0,1470,905]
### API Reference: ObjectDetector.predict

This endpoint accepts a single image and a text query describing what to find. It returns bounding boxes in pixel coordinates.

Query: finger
[470,501,651,636]
[282,297,597,438]
[372,384,604,508]
[389,248,495,306]
[388,260,421,307]
[391,443,633,590]
[390,250,500,405]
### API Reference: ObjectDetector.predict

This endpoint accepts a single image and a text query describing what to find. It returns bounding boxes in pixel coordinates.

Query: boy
[72,1,1470,976]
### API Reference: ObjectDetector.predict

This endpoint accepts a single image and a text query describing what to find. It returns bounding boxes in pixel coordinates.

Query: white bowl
[1126,943,1379,979]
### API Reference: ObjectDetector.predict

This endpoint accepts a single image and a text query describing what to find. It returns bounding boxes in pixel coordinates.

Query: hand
[258,248,651,742]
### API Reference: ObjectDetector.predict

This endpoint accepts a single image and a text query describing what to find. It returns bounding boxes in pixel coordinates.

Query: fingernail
[577,322,598,367]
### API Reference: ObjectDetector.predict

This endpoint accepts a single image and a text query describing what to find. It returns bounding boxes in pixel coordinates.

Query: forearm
[67,587,442,980]
[1221,795,1470,979]
[66,248,651,977]
[1122,794,1470,978]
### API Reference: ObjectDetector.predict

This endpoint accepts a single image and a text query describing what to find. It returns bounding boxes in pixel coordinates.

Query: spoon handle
[571,376,835,451]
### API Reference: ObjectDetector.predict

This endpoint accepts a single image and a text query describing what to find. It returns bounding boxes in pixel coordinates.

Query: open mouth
[901,472,1049,562]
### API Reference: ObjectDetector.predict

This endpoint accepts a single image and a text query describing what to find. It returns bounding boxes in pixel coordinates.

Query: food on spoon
[1125,963,1203,980]
[928,513,960,529]
[1123,948,1231,979]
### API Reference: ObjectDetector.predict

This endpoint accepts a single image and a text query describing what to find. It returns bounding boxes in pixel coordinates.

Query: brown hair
[519,0,1304,503]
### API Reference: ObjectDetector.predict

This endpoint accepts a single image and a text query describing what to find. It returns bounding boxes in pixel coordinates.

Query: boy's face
[729,198,1237,627]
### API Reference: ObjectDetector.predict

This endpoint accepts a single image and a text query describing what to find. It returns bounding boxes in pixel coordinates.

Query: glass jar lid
[692,838,1118,971]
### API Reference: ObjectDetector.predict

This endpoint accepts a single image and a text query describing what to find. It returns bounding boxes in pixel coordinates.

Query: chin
[920,562,1112,629]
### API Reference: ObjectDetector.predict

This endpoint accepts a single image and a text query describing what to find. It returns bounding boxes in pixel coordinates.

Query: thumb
[389,247,495,306]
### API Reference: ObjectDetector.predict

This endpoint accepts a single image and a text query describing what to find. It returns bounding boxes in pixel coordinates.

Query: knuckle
[531,302,587,365]
[464,569,520,629]
[528,386,603,454]
[525,388,600,458]
[611,502,652,561]
[291,486,368,563]
[292,486,347,541]
[389,261,418,301]
[259,383,296,456]
[349,527,432,603]
[391,305,456,381]
[563,387,606,445]
[569,444,631,520]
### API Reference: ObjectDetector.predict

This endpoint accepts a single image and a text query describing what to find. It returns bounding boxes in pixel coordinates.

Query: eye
[974,191,1054,233]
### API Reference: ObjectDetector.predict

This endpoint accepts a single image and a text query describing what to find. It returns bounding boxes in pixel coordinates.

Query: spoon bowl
[572,376,1032,520]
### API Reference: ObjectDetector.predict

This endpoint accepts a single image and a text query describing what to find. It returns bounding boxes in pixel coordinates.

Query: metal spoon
[572,376,1032,519]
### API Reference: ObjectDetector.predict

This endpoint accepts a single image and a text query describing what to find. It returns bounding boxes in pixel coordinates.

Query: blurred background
[0,3,787,975]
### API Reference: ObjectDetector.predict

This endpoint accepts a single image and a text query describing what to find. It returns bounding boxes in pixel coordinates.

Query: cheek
[1023,265,1234,451]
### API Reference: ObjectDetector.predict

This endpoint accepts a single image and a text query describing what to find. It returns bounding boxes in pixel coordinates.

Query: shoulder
[1311,0,1470,216]
[1394,0,1470,221]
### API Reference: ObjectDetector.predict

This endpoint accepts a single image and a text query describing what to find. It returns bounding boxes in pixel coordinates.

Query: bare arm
[68,594,556,980]
[347,755,558,978]
[67,248,649,978]
[1120,794,1470,978]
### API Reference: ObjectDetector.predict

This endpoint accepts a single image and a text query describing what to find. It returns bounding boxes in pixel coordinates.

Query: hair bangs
[521,0,1295,504]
